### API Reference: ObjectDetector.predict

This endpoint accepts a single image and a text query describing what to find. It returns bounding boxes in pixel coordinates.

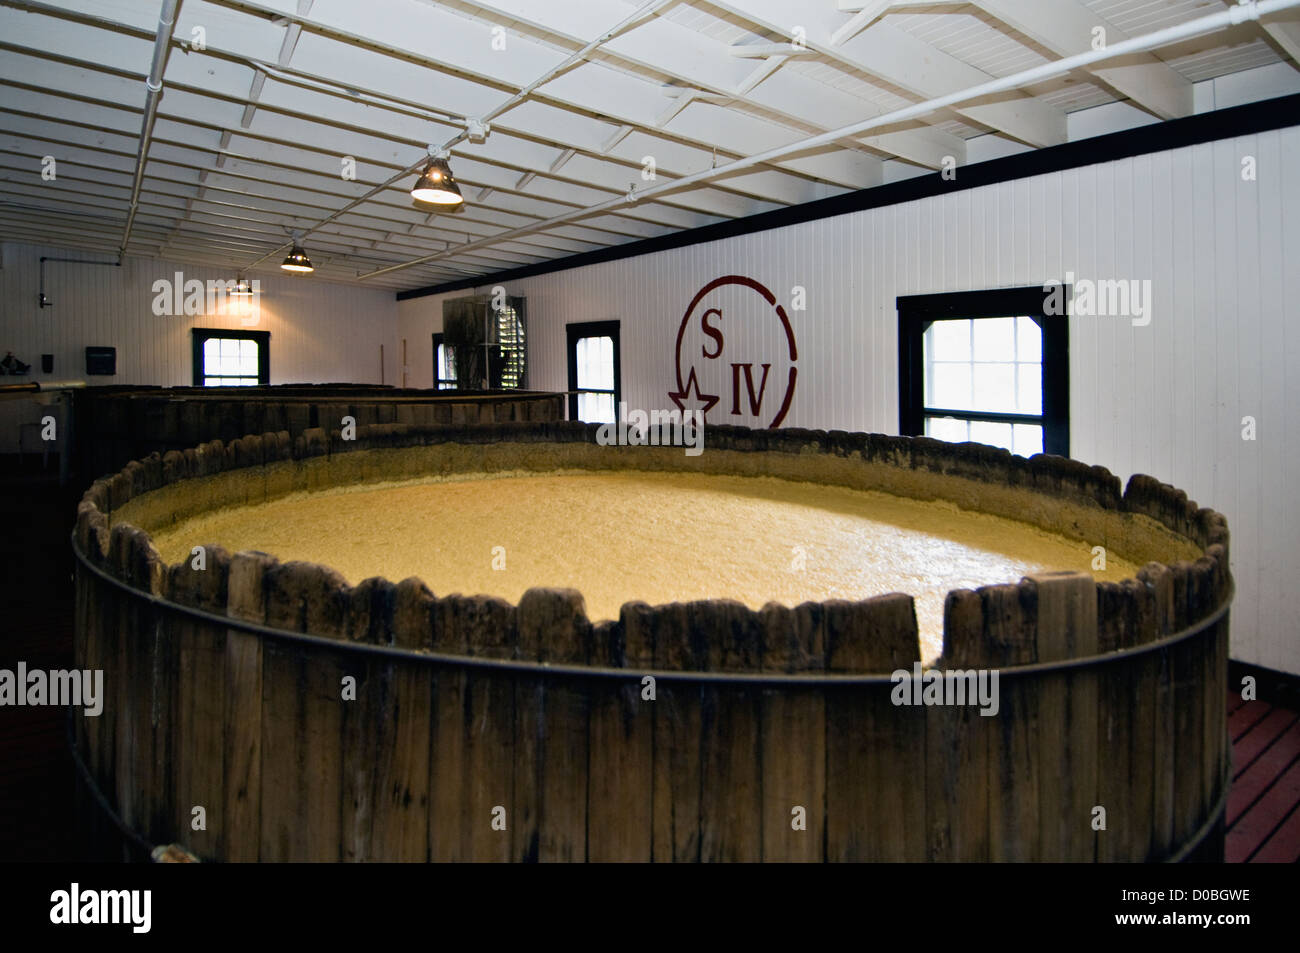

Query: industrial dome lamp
[411,154,463,205]
[280,233,314,273]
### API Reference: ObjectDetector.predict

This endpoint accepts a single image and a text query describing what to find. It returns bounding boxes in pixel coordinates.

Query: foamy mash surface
[147,469,1139,662]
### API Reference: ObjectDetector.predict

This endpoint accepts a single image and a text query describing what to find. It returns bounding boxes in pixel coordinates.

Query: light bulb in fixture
[280,242,314,273]
[231,276,255,296]
[411,157,464,205]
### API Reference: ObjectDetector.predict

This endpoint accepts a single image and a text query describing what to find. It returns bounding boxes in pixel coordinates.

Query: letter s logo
[701,307,724,360]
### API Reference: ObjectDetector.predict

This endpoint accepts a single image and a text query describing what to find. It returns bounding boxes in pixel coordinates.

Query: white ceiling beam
[452,0,915,184]
[830,0,893,47]
[1,135,670,274]
[362,0,1282,281]
[238,0,310,133]
[859,126,961,171]
[4,0,850,216]
[708,0,1067,147]
[0,49,751,235]
[220,0,681,269]
[547,149,575,174]
[278,0,313,65]
[2,115,655,251]
[1257,7,1300,62]
[240,69,266,128]
[973,0,1194,119]
[735,55,787,96]
[601,125,633,153]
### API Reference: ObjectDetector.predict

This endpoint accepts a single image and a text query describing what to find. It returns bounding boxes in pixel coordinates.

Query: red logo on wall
[669,275,798,429]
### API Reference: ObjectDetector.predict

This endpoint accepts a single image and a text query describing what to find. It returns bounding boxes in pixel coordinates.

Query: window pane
[969,420,1014,452]
[972,362,1016,413]
[924,416,969,443]
[1017,316,1042,363]
[437,344,456,384]
[1017,362,1042,415]
[1012,423,1043,457]
[496,309,525,388]
[928,362,972,409]
[972,317,1016,362]
[923,315,1045,417]
[576,336,613,391]
[202,336,265,385]
[577,391,615,425]
[926,319,971,362]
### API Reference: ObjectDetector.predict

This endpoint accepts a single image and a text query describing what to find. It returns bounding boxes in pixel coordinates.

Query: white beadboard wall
[398,124,1300,676]
[0,240,399,450]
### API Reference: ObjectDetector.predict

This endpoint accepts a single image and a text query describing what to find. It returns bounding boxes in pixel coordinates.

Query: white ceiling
[0,0,1296,292]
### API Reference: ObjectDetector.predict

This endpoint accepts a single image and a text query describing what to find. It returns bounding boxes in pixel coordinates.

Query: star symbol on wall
[668,366,720,421]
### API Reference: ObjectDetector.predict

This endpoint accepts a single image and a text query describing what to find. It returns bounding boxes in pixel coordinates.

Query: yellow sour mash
[145,469,1142,663]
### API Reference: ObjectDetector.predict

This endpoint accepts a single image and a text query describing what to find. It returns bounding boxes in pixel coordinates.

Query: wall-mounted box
[85,346,116,376]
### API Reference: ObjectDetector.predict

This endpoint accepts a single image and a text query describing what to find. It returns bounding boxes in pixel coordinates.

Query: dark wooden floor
[1227,690,1300,862]
[1,466,1296,863]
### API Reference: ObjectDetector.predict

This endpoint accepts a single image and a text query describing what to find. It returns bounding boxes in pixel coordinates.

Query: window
[898,287,1068,457]
[566,320,620,424]
[441,294,528,390]
[432,333,457,390]
[192,329,269,386]
[492,306,526,389]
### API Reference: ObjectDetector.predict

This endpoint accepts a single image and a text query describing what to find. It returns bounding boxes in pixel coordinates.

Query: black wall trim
[397,92,1300,301]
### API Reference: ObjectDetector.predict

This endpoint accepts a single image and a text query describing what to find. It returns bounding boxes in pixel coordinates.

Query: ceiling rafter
[0,117,660,253]
[0,31,764,229]
[0,103,679,248]
[0,153,600,270]
[206,0,881,187]
[0,69,732,243]
[355,0,1294,281]
[972,0,1194,120]
[0,0,1292,290]
[447,0,958,172]
[701,0,1067,147]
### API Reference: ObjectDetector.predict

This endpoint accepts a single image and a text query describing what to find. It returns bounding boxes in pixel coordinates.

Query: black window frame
[191,328,270,387]
[432,333,458,390]
[566,320,620,422]
[897,286,1069,457]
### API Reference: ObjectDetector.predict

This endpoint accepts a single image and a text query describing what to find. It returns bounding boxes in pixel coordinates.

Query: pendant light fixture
[280,233,314,273]
[411,154,463,205]
[231,275,255,296]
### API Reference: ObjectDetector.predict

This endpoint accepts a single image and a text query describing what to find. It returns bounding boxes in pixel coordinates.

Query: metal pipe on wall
[38,256,120,308]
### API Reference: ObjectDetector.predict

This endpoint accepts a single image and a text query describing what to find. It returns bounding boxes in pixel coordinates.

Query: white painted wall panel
[0,239,399,449]
[398,124,1300,675]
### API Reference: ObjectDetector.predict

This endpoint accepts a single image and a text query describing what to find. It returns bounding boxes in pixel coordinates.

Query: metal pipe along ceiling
[119,0,181,261]
[358,0,1300,281]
